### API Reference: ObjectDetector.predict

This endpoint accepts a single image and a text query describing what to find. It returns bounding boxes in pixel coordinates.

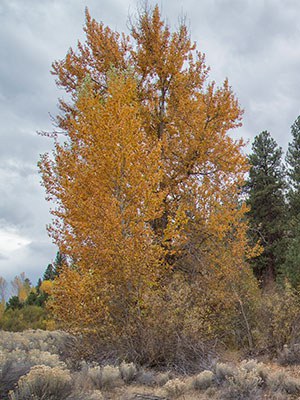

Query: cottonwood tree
[11,273,32,302]
[40,6,257,338]
[0,276,6,317]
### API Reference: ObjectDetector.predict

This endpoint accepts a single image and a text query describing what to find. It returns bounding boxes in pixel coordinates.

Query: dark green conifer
[282,116,300,287]
[246,131,286,284]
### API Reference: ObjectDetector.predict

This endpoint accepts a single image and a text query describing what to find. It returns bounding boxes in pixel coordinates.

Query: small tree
[0,276,7,317]
[11,273,32,303]
[43,264,56,281]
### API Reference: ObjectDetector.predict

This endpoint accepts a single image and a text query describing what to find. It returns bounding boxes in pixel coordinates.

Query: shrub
[214,360,270,400]
[191,370,214,390]
[119,361,137,383]
[278,343,300,366]
[155,371,171,386]
[0,329,74,357]
[267,370,300,395]
[88,365,122,389]
[215,362,236,382]
[135,369,157,386]
[163,378,187,398]
[0,330,75,399]
[0,359,31,400]
[254,284,300,352]
[0,329,79,370]
[8,365,72,400]
[0,306,48,331]
[220,370,263,400]
[0,349,67,399]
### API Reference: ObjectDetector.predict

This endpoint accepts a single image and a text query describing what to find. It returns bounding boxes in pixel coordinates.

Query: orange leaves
[41,72,165,331]
[40,5,258,336]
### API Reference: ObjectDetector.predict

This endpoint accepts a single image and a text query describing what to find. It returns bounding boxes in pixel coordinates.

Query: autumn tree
[246,131,286,284]
[11,273,32,303]
[0,276,6,318]
[40,5,258,352]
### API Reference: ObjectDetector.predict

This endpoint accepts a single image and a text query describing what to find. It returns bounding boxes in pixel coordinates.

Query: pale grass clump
[240,359,269,382]
[191,370,214,390]
[155,371,171,386]
[0,330,73,356]
[88,365,122,389]
[221,368,263,399]
[2,348,66,370]
[163,378,187,398]
[8,365,72,400]
[135,369,157,386]
[215,362,236,382]
[119,361,137,383]
[0,347,67,399]
[212,359,300,398]
[267,370,300,395]
[25,349,65,368]
[213,360,270,399]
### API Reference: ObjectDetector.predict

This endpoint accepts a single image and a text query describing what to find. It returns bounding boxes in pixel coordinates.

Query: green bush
[0,306,48,331]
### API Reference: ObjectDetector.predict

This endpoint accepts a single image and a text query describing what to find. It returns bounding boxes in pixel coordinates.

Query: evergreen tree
[53,251,66,276]
[43,253,66,281]
[286,116,300,218]
[6,295,23,310]
[282,116,300,287]
[43,264,56,281]
[246,131,286,284]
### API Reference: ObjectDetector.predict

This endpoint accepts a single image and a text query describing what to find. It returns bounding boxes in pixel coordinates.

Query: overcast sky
[1,0,299,288]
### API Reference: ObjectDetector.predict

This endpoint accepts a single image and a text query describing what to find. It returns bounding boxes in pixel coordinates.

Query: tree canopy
[39,5,257,344]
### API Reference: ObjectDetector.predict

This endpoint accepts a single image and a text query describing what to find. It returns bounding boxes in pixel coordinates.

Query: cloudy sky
[1,0,299,288]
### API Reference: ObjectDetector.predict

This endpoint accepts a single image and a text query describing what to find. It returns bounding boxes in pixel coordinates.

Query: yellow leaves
[0,300,5,319]
[40,280,53,295]
[40,4,259,339]
[43,72,166,332]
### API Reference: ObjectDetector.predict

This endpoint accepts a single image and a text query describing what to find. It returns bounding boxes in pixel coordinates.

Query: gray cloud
[1,0,299,283]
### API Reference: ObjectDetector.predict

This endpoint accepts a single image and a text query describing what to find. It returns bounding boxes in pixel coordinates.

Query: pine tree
[286,116,300,218]
[282,116,300,287]
[246,131,286,284]
[43,264,56,281]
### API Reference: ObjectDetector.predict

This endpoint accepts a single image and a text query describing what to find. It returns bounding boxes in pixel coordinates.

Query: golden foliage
[11,273,31,303]
[40,280,53,295]
[40,5,258,346]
